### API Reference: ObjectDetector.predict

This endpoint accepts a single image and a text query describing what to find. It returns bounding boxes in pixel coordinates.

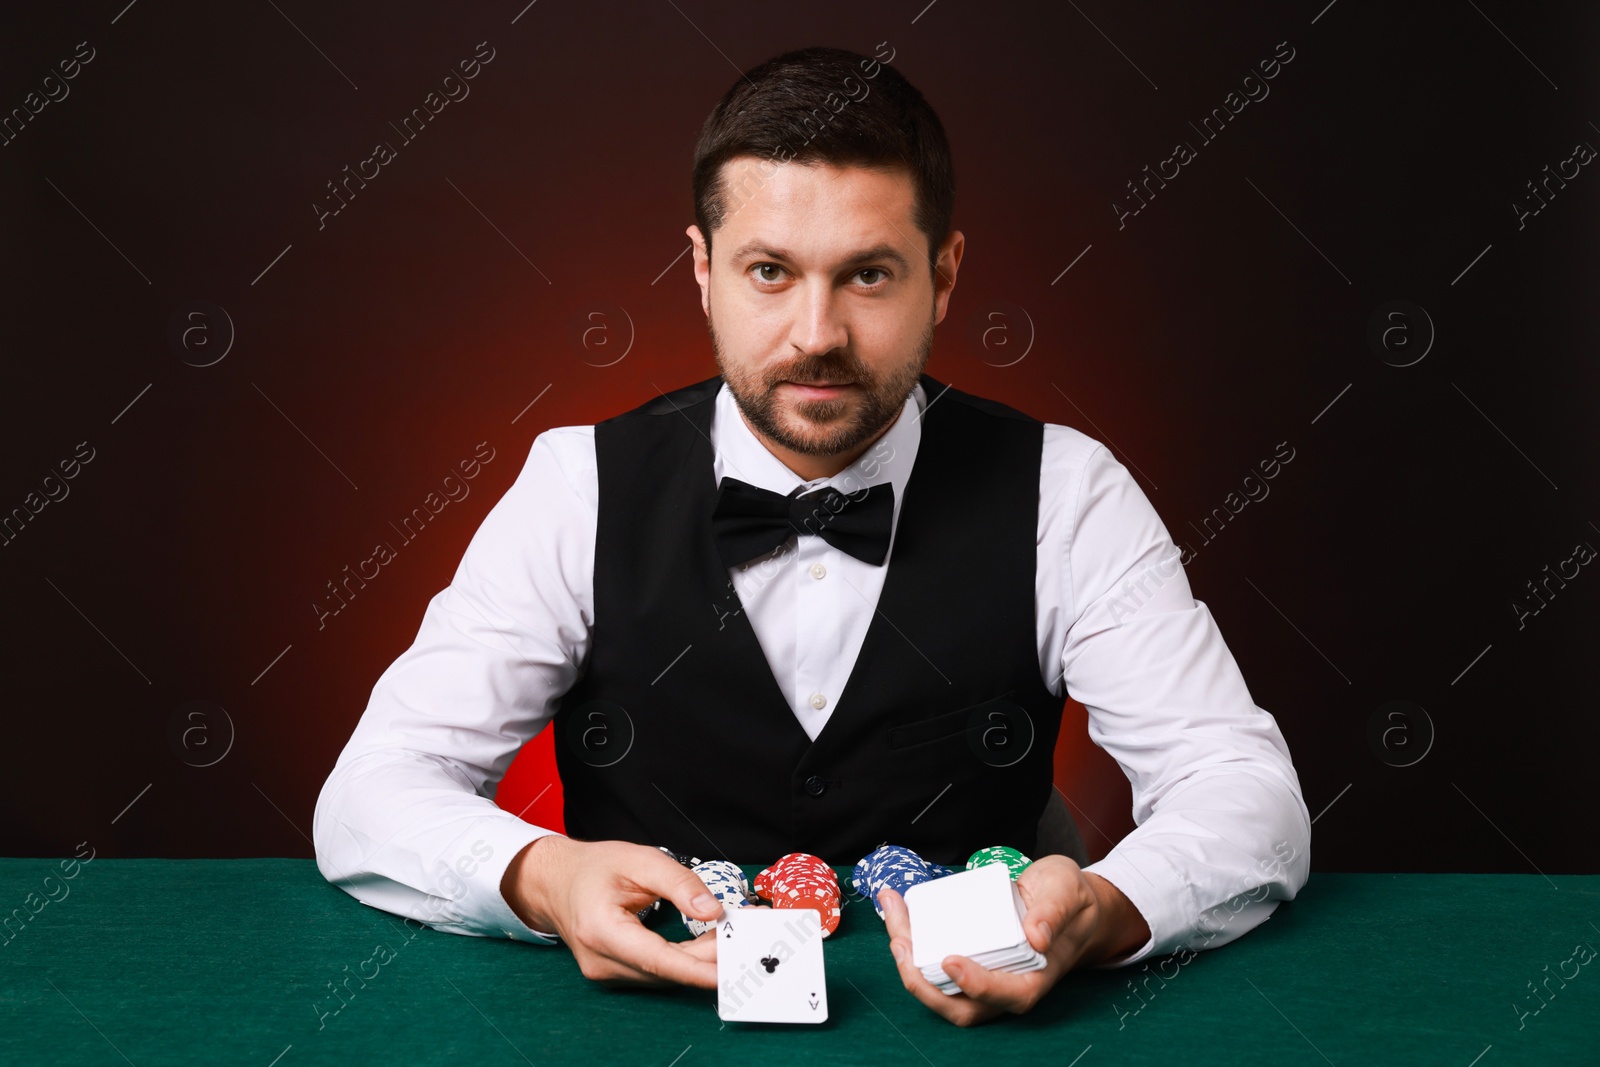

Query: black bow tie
[710,476,896,569]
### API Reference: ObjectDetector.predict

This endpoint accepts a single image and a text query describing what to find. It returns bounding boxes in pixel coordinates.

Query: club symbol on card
[760,955,780,974]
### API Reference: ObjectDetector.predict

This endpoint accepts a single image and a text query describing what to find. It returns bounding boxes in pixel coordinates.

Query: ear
[932,229,965,326]
[687,224,712,317]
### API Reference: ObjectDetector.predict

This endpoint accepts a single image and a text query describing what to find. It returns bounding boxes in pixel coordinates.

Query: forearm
[1084,765,1311,963]
[313,747,559,942]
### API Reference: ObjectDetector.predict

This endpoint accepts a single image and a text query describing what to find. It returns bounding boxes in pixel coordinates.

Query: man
[313,45,1310,1027]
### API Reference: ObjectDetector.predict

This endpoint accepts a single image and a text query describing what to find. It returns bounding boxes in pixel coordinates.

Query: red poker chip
[771,864,836,881]
[778,852,826,866]
[771,881,840,900]
[755,854,842,923]
[769,893,840,935]
[776,858,830,873]
[750,853,843,936]
[771,883,839,903]
[770,858,836,879]
[774,872,835,890]
[759,862,832,885]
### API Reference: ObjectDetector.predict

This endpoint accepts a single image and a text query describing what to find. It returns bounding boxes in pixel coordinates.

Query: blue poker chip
[853,844,958,918]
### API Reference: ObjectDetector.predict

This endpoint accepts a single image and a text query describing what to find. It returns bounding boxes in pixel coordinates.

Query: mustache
[768,359,865,386]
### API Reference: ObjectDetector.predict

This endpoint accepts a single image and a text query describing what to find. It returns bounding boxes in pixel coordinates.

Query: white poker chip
[682,861,753,936]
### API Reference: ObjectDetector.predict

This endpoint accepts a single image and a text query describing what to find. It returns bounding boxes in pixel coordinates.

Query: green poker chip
[965,845,1032,880]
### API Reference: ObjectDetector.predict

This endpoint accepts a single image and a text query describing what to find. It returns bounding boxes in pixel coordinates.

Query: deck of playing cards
[715,905,829,1023]
[902,861,1047,995]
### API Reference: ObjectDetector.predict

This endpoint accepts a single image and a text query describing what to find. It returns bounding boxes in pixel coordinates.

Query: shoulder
[920,376,1110,475]
[1042,422,1109,481]
[921,375,1041,427]
[514,425,598,512]
[529,423,596,464]
[602,375,722,422]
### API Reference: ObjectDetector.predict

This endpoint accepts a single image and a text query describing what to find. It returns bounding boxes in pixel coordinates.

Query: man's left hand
[879,856,1150,1026]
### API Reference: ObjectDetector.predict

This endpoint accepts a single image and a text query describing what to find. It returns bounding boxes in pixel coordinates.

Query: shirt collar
[711,379,923,506]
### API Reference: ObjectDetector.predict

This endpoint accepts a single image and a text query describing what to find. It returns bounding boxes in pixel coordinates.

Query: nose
[787,278,849,357]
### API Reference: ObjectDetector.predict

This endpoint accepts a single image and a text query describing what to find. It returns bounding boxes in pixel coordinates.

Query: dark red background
[2,1,1595,872]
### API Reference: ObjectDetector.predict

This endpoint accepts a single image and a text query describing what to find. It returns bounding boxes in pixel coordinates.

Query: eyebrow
[728,241,913,274]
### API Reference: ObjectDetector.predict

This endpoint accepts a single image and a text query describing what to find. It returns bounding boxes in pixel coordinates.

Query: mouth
[782,380,856,397]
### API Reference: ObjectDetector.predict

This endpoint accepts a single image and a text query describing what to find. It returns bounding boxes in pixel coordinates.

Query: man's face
[689,158,963,468]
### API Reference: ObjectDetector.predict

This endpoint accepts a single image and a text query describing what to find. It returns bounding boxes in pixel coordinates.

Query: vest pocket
[887,693,1034,768]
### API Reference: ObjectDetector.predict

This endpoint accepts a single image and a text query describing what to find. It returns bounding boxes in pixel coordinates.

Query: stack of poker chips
[965,845,1032,881]
[851,844,958,918]
[753,852,842,937]
[680,859,755,936]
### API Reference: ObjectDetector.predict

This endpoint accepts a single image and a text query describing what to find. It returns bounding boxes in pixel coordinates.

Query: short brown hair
[691,46,956,275]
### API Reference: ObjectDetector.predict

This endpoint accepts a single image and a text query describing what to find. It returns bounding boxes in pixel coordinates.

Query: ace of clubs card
[715,906,829,1024]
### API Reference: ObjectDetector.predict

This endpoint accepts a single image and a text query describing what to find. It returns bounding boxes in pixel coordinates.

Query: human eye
[852,267,889,288]
[750,263,787,285]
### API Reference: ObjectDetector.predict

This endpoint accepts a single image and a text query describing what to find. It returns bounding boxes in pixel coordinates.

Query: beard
[708,305,934,458]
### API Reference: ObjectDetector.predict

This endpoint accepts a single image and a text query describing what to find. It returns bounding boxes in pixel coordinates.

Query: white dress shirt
[313,379,1311,964]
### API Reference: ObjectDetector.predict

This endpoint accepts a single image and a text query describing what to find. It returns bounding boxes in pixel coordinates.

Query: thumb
[1018,872,1072,955]
[655,856,722,922]
[1028,914,1056,955]
[1026,894,1069,954]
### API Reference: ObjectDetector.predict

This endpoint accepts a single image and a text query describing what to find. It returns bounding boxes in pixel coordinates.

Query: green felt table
[2,860,1596,1065]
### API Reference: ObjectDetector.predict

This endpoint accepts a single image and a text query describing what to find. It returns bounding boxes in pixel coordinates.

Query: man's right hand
[500,835,723,988]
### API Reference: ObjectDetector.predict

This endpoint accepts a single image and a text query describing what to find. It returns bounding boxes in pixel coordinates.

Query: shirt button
[809,693,827,710]
[804,776,827,797]
[810,563,826,579]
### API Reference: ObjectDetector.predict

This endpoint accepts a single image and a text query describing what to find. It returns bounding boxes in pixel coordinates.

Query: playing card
[903,862,1046,994]
[716,905,829,1023]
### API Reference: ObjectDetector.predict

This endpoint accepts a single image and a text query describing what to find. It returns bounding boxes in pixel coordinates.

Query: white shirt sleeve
[1047,436,1312,965]
[312,428,599,944]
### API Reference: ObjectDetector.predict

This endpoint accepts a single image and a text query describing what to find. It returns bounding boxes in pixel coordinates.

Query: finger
[1016,858,1085,954]
[594,927,717,980]
[940,954,1051,1015]
[630,847,722,924]
[678,931,719,962]
[878,889,999,1026]
[598,919,719,989]
[878,888,927,985]
[879,886,910,941]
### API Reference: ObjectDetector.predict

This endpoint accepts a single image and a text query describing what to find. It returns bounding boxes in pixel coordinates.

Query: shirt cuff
[437,816,565,944]
[1082,846,1191,967]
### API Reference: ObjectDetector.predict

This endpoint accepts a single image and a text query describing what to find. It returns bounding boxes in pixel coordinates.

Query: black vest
[551,373,1065,868]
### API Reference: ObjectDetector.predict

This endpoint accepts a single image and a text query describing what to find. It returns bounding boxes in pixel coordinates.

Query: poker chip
[657,845,704,868]
[851,844,957,919]
[753,853,827,896]
[965,845,1032,881]
[681,859,754,937]
[754,852,841,937]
